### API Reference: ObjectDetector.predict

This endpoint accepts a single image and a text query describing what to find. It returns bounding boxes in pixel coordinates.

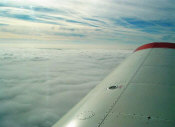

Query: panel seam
[97,49,153,127]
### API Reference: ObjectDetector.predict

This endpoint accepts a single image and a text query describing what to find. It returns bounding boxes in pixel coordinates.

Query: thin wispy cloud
[0,0,175,45]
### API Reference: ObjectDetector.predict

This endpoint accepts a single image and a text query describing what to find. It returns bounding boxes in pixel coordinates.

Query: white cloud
[0,0,174,44]
[0,48,132,127]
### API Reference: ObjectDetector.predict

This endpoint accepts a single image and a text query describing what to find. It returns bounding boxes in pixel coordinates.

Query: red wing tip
[134,42,175,52]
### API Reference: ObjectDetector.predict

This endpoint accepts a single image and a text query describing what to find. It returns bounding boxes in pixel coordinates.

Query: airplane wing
[52,42,175,127]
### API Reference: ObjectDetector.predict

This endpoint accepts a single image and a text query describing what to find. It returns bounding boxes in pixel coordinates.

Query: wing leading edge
[52,42,175,127]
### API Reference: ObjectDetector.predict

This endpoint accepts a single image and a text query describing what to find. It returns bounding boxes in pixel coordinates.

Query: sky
[0,1,174,126]
[0,48,131,127]
[0,0,175,48]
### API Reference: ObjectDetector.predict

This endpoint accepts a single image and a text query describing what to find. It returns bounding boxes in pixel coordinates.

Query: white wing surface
[52,42,175,127]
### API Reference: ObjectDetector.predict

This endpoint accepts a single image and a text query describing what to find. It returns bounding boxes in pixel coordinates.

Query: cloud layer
[0,0,175,44]
[0,48,131,127]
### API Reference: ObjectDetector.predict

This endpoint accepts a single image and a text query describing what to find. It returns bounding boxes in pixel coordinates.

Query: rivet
[147,116,151,120]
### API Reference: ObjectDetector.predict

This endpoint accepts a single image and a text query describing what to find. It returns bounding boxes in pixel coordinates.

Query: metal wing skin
[52,42,175,127]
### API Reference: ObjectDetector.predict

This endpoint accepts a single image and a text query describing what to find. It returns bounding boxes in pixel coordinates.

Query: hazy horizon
[0,0,175,126]
[0,0,175,46]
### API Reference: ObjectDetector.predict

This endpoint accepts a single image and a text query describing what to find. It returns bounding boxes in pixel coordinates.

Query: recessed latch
[108,85,118,90]
[108,85,123,90]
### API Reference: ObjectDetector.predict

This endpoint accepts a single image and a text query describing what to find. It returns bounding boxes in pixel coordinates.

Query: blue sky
[0,0,175,47]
